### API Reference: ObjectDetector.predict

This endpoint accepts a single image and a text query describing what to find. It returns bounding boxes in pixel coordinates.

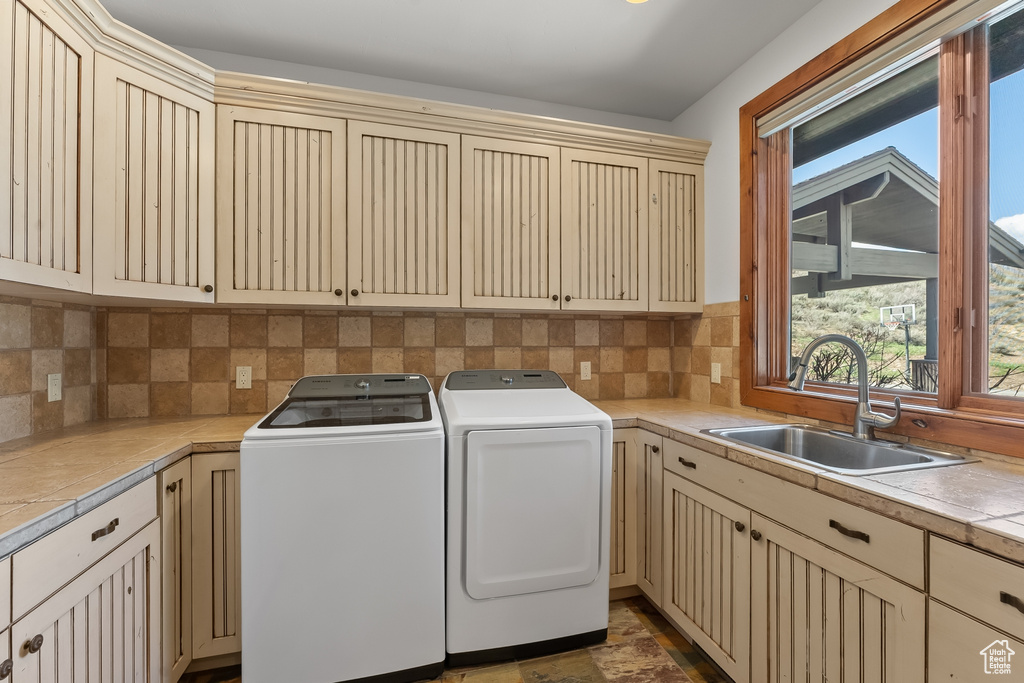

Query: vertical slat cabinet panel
[159,458,192,683]
[649,159,704,313]
[9,520,160,683]
[635,430,663,605]
[348,120,460,307]
[216,106,346,305]
[663,470,750,683]
[608,429,637,589]
[93,55,215,302]
[749,514,925,683]
[0,0,93,292]
[560,149,647,311]
[192,452,241,659]
[461,136,561,309]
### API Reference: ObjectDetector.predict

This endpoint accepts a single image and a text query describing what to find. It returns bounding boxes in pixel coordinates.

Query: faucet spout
[788,334,901,439]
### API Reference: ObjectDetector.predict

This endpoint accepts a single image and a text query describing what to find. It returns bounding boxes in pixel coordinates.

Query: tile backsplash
[0,297,97,442]
[0,295,743,440]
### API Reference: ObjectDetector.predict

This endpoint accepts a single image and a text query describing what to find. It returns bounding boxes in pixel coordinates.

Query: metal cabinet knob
[26,634,44,654]
[351,289,359,297]
[166,481,178,493]
[651,445,659,454]
[552,294,559,301]
[735,521,745,533]
[564,295,572,302]
[203,285,213,293]
[0,658,13,679]
[750,530,762,541]
[334,288,344,296]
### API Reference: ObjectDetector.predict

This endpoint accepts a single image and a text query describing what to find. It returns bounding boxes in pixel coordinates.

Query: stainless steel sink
[701,424,971,475]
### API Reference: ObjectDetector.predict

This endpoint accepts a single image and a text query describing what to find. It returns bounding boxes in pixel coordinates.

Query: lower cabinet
[635,430,663,605]
[749,514,925,683]
[189,452,242,660]
[930,600,1022,680]
[10,520,161,682]
[609,429,637,589]
[1,629,10,681]
[160,458,193,683]
[662,470,750,683]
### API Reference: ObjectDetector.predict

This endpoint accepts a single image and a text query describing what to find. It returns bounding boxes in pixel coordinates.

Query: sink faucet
[788,334,901,440]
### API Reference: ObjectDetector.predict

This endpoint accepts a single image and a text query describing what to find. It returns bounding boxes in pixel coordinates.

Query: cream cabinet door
[461,136,561,309]
[663,470,750,683]
[750,514,925,683]
[192,452,241,659]
[160,458,192,683]
[0,0,93,292]
[560,149,647,311]
[216,105,346,305]
[9,520,160,683]
[1,628,9,681]
[930,600,1024,680]
[348,120,460,307]
[649,160,703,313]
[609,429,637,589]
[92,56,215,302]
[635,430,663,605]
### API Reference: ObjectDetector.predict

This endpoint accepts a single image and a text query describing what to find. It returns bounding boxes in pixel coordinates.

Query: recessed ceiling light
[627,0,649,4]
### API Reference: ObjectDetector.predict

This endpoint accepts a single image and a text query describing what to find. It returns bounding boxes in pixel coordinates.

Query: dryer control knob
[501,376,514,385]
[356,379,371,389]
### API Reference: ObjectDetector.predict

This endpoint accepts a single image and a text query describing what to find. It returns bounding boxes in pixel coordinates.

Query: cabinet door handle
[750,530,762,541]
[351,289,359,297]
[734,521,745,533]
[564,295,572,302]
[334,288,344,296]
[677,456,696,469]
[25,634,44,654]
[166,481,178,493]
[203,284,213,293]
[651,445,659,454]
[1001,591,1024,615]
[91,518,120,541]
[0,658,12,679]
[552,294,559,301]
[829,519,870,543]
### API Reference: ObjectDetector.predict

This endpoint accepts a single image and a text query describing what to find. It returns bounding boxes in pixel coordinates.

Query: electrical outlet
[711,363,722,384]
[580,361,592,381]
[47,373,62,402]
[236,366,252,390]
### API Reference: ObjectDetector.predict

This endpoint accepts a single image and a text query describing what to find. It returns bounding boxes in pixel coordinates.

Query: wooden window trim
[740,0,1024,458]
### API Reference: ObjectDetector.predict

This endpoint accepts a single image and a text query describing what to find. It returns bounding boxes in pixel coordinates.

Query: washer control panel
[444,370,566,390]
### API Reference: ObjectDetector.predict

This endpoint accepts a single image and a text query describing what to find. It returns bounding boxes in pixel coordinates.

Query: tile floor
[180,597,727,683]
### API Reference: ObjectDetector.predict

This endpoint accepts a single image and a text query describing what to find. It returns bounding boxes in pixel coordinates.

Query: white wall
[181,47,676,135]
[672,0,900,305]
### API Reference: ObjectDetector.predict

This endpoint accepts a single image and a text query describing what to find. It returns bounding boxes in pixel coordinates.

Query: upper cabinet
[461,136,561,310]
[0,0,93,292]
[649,160,704,313]
[215,105,346,306]
[347,121,460,308]
[561,149,648,312]
[92,55,216,301]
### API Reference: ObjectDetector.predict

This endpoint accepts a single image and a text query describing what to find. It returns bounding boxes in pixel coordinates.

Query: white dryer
[439,370,612,666]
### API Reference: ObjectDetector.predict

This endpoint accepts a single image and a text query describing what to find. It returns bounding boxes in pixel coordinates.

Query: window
[740,0,1024,456]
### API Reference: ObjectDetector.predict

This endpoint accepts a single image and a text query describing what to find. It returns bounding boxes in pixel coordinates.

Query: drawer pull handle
[1000,591,1024,615]
[829,519,870,543]
[0,658,12,678]
[91,518,120,541]
[750,530,762,541]
[677,456,696,469]
[166,481,178,493]
[651,445,659,454]
[25,634,44,654]
[734,521,745,533]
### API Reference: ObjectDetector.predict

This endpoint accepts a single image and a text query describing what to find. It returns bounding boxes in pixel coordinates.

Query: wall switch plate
[47,373,62,402]
[580,361,592,380]
[711,363,722,384]
[236,366,252,389]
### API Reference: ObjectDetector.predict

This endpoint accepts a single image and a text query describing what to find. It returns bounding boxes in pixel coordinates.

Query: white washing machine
[241,374,445,683]
[439,370,612,666]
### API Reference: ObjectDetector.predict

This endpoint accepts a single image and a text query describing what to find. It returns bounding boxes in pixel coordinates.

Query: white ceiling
[100,0,824,121]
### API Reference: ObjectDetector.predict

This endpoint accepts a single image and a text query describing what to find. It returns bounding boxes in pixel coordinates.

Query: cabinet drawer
[1,556,10,629]
[12,477,156,620]
[929,600,1022,680]
[665,440,925,588]
[931,536,1024,640]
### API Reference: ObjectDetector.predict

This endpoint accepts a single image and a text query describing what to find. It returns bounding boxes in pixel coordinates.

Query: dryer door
[464,425,602,599]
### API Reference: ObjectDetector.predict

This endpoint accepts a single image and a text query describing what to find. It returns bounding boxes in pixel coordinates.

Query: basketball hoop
[883,321,902,330]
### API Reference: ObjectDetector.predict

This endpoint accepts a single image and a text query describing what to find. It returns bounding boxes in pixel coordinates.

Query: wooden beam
[793,243,938,279]
[791,274,918,296]
[792,171,890,219]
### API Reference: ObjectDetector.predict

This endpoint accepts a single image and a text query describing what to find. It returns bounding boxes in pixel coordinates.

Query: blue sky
[792,67,1024,238]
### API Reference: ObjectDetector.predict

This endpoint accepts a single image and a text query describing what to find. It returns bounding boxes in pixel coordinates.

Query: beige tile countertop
[1,398,1022,566]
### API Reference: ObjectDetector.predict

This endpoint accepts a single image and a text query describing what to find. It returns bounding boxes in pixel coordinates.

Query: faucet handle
[868,396,901,431]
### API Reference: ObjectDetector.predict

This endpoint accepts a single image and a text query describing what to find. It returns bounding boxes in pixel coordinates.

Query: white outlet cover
[236,366,252,389]
[47,373,62,402]
[711,363,722,384]
[580,361,592,380]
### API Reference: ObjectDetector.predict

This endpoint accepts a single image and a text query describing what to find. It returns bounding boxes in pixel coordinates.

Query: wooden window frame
[739,0,1024,457]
